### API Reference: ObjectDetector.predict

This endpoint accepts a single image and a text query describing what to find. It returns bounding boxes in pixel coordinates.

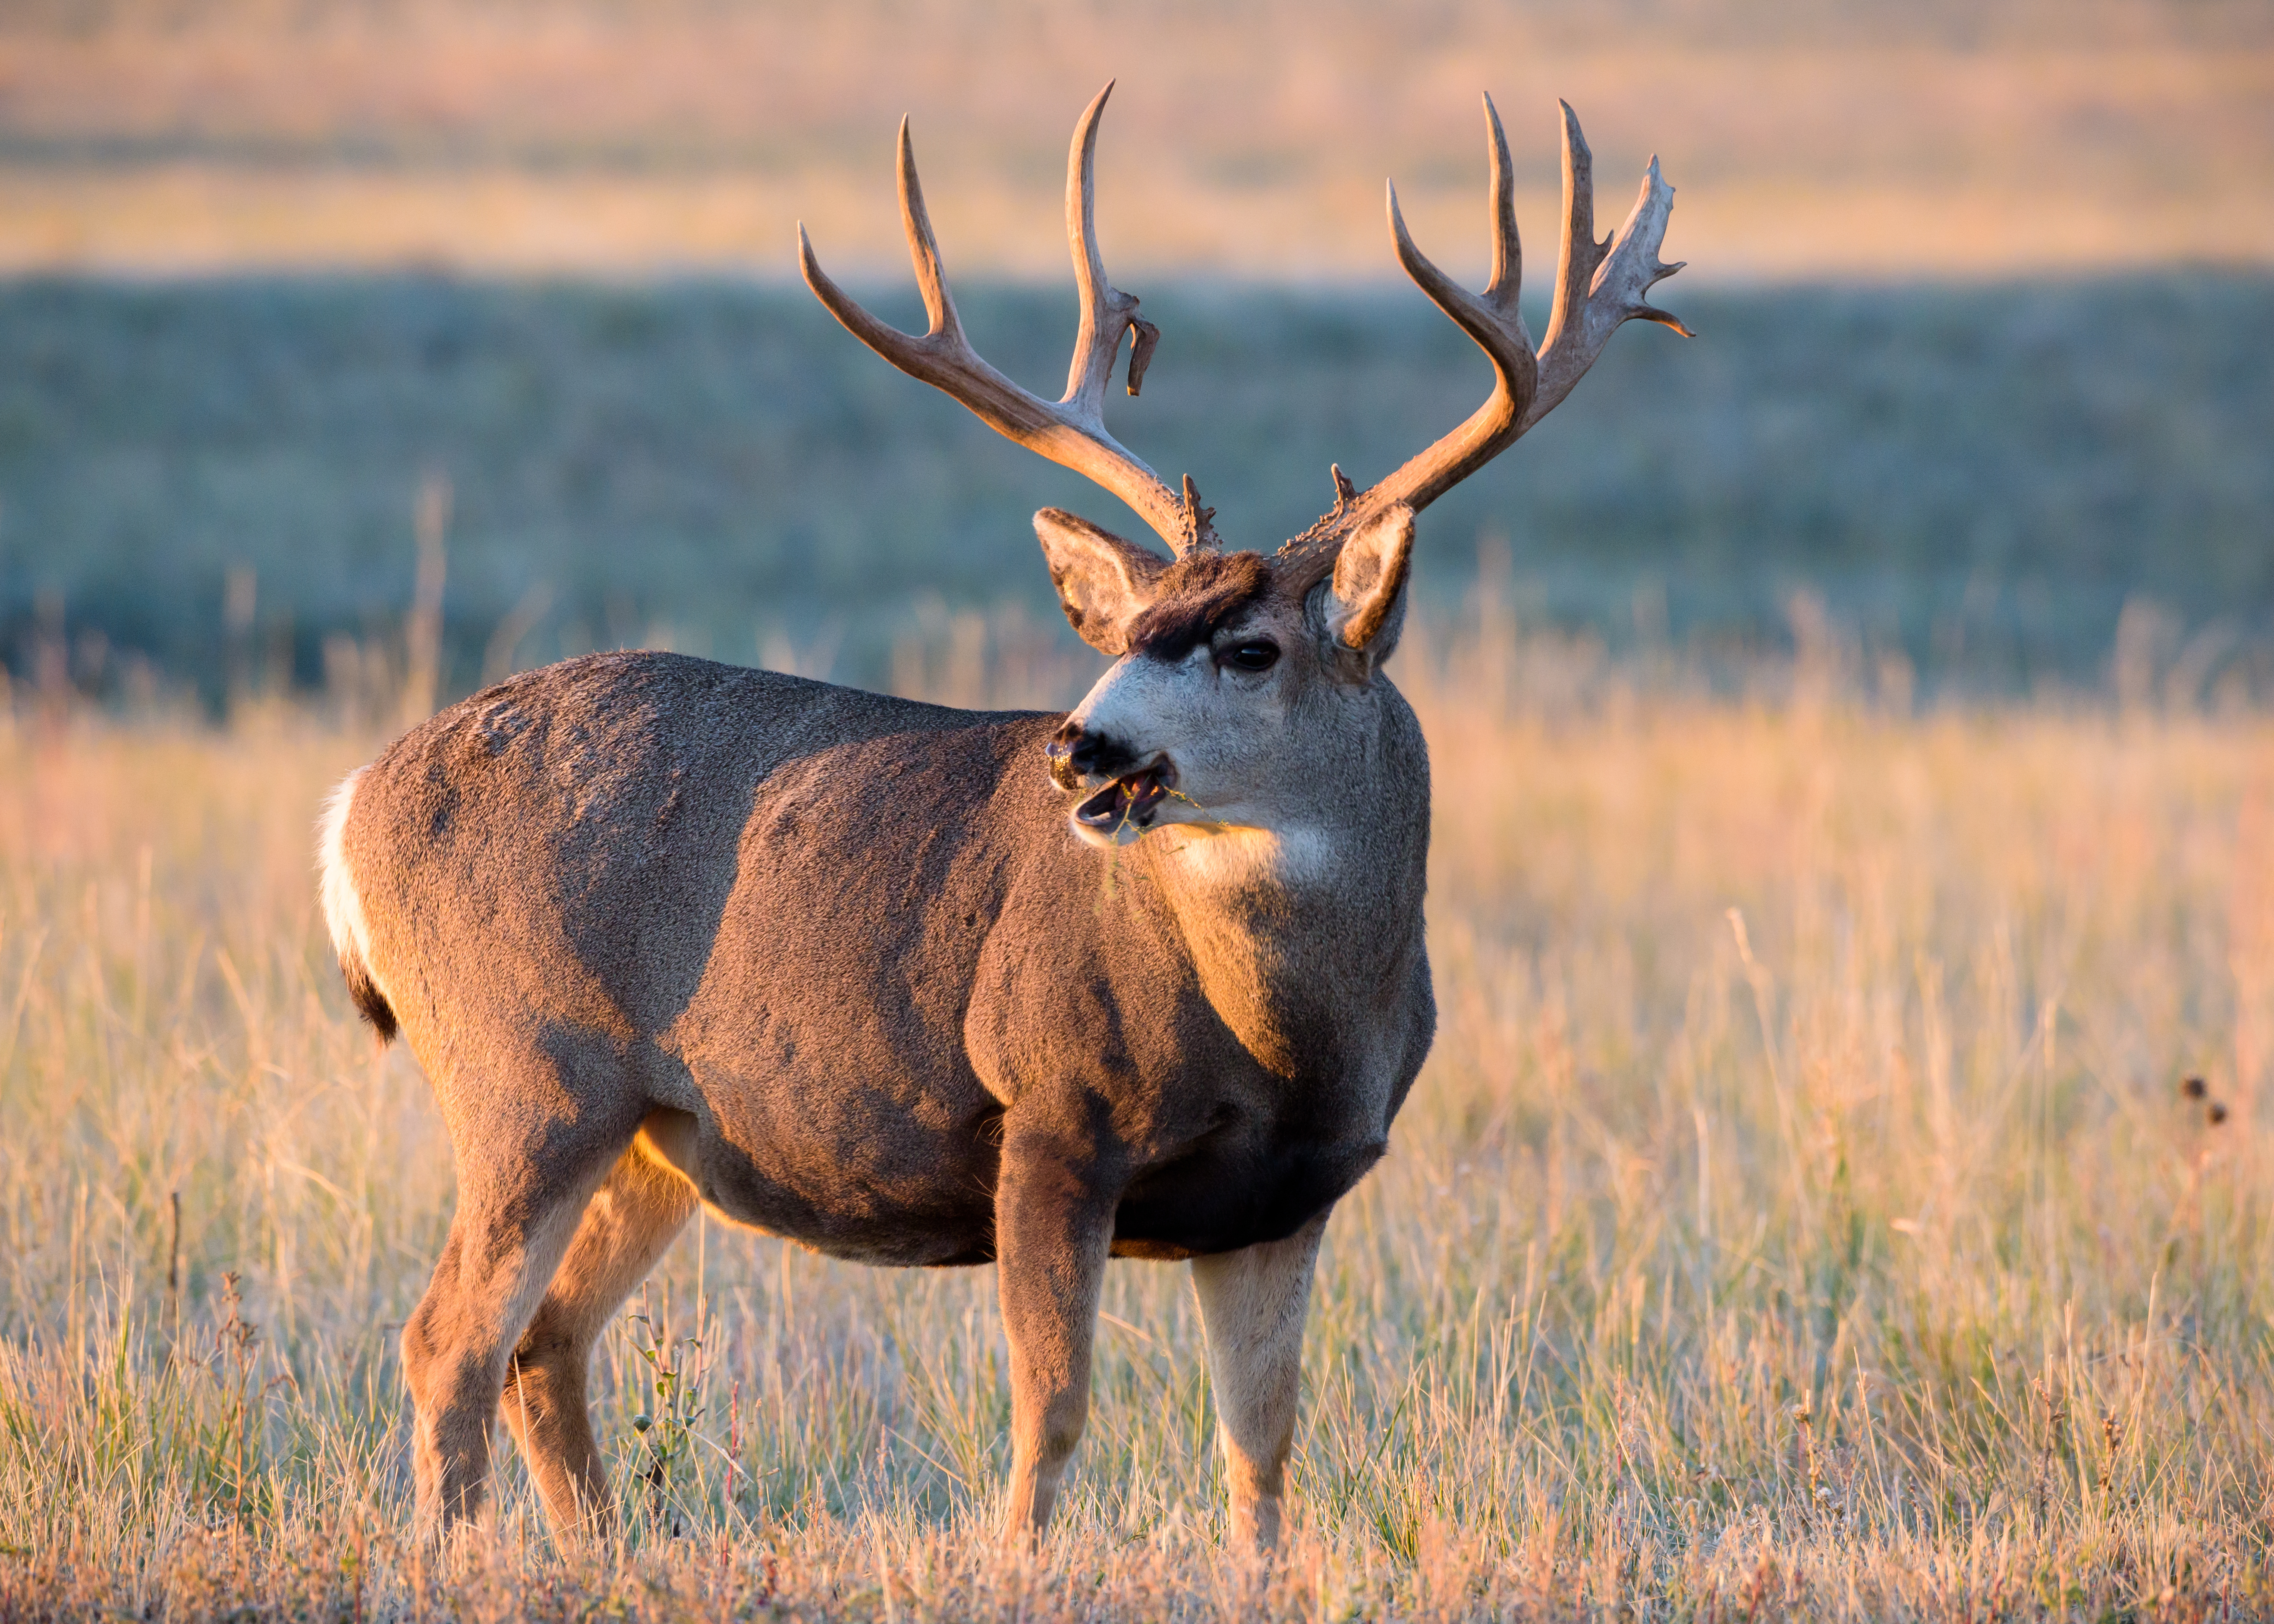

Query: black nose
[1047,720,1133,788]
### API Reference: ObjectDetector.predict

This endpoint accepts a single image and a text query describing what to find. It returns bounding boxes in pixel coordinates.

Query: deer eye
[1222,640,1280,673]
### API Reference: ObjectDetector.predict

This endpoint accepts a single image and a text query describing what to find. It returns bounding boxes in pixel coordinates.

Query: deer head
[802,84,1687,850]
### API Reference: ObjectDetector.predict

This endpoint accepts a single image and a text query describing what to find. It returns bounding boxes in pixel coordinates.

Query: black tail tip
[343,955,399,1043]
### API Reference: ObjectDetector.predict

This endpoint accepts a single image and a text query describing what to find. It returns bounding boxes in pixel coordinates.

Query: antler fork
[800,83,1218,555]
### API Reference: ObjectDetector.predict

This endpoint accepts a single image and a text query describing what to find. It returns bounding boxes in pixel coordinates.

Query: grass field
[1,611,2269,1619]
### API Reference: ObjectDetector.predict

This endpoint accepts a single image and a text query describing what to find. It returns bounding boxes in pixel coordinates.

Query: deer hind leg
[1190,1213,1328,1553]
[500,1118,695,1540]
[400,1090,642,1546]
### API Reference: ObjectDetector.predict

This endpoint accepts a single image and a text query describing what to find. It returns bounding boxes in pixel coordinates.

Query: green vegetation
[3,274,2270,703]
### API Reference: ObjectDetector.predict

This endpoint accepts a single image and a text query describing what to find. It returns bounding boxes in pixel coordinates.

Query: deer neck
[1130,695,1429,1081]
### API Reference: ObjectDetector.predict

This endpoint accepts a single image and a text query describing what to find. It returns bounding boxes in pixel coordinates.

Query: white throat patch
[1158,822,1336,889]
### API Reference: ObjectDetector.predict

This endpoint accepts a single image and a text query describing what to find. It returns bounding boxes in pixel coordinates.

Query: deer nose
[1046,719,1130,790]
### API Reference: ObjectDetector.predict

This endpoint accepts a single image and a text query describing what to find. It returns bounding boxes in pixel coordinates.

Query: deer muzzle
[1070,757,1178,834]
[1047,722,1179,836]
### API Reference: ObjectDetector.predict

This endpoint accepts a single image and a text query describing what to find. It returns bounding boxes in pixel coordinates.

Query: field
[1,613,2270,1619]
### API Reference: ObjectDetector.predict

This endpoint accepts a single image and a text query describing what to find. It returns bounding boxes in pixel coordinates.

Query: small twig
[164,1190,181,1367]
[2033,1374,2067,1525]
[1793,1403,1824,1527]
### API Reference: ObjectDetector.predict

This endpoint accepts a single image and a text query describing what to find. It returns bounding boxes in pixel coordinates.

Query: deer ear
[1035,508,1169,656]
[1318,506,1415,668]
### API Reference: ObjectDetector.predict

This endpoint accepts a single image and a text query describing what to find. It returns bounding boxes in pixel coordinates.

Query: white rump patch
[316,766,376,971]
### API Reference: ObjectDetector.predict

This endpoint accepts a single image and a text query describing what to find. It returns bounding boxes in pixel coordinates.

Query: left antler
[800,82,1217,556]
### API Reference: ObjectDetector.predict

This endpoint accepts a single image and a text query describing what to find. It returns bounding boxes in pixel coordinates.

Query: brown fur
[341,951,397,1041]
[1330,517,1414,651]
[1122,550,1271,660]
[1192,1214,1326,1549]
[1035,509,1167,657]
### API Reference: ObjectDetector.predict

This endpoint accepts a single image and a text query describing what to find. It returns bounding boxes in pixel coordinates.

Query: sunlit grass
[0,614,2269,1618]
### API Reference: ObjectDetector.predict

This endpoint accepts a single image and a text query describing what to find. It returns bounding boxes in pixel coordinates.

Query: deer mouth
[1073,758,1178,834]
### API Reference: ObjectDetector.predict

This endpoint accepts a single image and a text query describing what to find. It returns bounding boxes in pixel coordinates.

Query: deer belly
[1109,1133,1387,1260]
[658,1097,1003,1268]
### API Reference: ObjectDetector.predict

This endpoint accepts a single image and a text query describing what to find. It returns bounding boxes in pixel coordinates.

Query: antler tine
[1373,157,1540,507]
[1064,88,1148,415]
[1527,102,1691,429]
[895,116,963,346]
[1061,85,1194,542]
[1541,100,1600,377]
[796,120,968,371]
[800,93,1207,556]
[1481,91,1522,312]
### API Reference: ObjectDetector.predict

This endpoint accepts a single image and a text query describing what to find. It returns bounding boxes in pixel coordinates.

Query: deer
[318,81,1684,1553]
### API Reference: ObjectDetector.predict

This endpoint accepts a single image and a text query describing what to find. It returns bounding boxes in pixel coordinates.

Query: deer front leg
[1190,1212,1328,1553]
[994,1119,1119,1543]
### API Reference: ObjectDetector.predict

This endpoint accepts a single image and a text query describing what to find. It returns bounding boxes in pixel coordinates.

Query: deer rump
[330,649,1422,1268]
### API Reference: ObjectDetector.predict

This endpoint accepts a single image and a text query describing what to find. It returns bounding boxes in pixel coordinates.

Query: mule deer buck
[319,82,1684,1550]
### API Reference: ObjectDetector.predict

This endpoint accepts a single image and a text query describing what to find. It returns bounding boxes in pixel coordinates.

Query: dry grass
[13,166,2270,283]
[1,0,2270,276]
[1,610,2271,1619]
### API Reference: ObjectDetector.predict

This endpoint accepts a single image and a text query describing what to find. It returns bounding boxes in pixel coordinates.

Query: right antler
[800,83,1217,556]
[1279,97,1688,587]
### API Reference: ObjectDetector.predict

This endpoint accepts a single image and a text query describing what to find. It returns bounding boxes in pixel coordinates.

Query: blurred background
[2,0,2270,707]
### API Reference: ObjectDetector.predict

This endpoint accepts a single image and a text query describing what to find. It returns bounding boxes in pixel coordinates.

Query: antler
[1280,97,1688,584]
[800,82,1217,555]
